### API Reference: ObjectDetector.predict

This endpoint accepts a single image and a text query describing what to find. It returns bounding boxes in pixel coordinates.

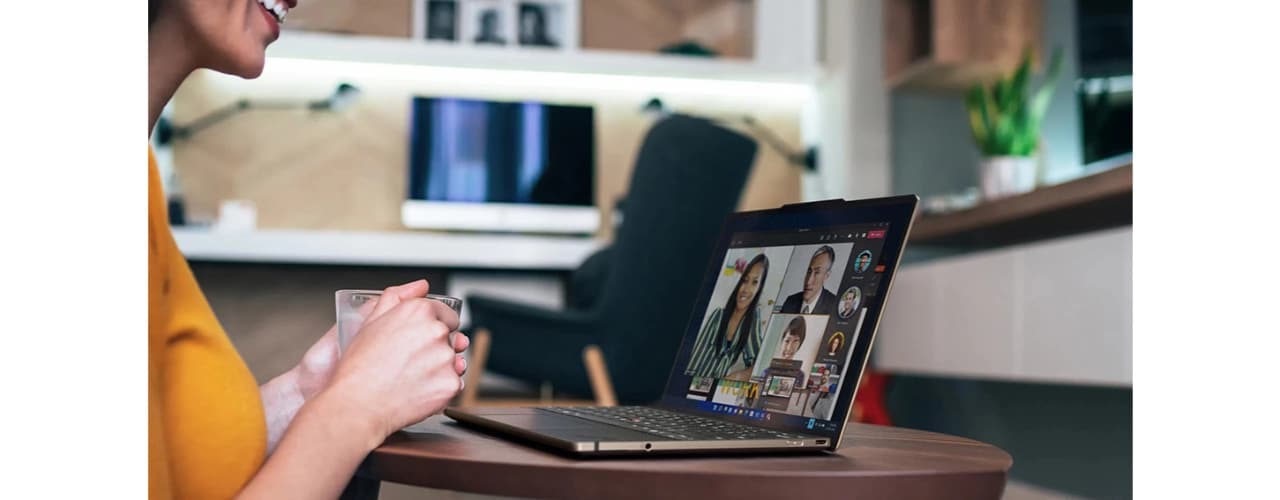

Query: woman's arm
[238,388,381,499]
[260,367,306,455]
[260,324,342,455]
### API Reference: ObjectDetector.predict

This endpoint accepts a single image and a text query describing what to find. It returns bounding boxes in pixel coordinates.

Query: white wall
[803,0,892,202]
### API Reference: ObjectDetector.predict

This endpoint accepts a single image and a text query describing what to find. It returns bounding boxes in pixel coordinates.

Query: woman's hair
[784,316,807,344]
[717,253,769,343]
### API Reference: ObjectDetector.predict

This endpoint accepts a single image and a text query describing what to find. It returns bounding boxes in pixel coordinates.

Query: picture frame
[412,0,462,44]
[413,0,579,52]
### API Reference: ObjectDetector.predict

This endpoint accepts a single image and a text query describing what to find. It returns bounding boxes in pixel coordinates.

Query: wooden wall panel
[170,70,803,239]
[582,0,755,58]
[283,0,413,37]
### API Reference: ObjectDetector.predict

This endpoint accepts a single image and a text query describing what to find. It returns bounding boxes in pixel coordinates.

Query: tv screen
[407,96,595,207]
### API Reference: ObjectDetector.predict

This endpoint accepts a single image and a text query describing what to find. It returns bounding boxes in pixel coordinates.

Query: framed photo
[415,0,579,51]
[516,1,564,48]
[413,0,460,43]
[461,0,514,47]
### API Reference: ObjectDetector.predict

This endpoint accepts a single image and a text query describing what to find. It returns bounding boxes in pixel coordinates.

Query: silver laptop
[446,196,919,456]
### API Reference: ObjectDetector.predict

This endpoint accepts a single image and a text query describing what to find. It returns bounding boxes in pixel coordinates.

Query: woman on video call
[149,1,469,498]
[686,254,770,380]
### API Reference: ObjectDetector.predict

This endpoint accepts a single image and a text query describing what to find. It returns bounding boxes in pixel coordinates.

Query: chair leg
[459,328,490,407]
[582,345,618,407]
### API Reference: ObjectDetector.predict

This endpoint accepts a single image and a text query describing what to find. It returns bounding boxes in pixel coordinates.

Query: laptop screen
[659,197,917,439]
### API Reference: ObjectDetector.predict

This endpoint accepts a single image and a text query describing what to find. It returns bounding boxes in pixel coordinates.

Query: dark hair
[717,253,769,343]
[150,0,161,26]
[784,316,807,344]
[812,245,836,267]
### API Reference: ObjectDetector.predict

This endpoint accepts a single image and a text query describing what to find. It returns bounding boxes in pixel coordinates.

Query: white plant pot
[979,156,1037,200]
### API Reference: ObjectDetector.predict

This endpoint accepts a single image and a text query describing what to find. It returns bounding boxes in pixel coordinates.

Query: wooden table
[340,418,1013,500]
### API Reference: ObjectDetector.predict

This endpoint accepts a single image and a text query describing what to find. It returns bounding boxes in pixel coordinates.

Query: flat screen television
[402,96,598,234]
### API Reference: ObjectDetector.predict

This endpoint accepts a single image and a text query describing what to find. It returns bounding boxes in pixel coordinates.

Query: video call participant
[837,286,860,320]
[780,246,838,315]
[686,254,770,379]
[825,331,845,356]
[854,250,873,273]
[760,317,809,411]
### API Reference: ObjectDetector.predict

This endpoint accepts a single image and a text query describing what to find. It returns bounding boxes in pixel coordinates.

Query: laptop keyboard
[540,406,811,441]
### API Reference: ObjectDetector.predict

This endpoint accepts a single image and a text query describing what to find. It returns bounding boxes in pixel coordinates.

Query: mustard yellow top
[149,150,266,499]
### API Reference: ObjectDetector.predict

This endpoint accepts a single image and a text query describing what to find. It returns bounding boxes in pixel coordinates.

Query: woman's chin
[210,51,267,79]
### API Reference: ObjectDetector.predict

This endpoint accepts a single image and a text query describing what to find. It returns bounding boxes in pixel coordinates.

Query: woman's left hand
[293,280,471,402]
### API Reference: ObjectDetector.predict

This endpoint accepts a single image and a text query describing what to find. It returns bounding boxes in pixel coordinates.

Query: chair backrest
[593,114,757,403]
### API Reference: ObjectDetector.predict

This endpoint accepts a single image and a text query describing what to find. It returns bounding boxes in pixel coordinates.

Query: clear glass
[335,289,463,354]
[334,289,464,433]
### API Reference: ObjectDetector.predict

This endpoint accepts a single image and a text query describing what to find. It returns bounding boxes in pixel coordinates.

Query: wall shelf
[911,162,1132,248]
[269,31,818,88]
[172,227,605,271]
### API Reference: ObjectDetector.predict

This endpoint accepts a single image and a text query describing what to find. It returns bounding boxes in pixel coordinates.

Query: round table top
[363,417,1013,500]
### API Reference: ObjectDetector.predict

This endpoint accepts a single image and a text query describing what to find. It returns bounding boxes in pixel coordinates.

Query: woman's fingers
[454,354,467,376]
[451,332,470,353]
[371,279,431,319]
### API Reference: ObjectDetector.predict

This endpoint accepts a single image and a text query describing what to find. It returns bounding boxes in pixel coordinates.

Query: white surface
[755,0,819,74]
[401,201,600,235]
[266,30,818,90]
[804,0,891,202]
[172,227,605,270]
[875,227,1133,386]
[447,272,566,328]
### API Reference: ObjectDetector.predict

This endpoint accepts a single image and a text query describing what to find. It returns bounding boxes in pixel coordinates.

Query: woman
[149,1,468,498]
[685,254,769,380]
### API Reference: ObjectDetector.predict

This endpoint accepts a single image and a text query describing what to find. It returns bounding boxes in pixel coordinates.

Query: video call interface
[674,223,891,434]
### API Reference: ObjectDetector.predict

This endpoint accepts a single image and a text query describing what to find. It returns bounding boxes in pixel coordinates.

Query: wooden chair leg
[459,328,490,407]
[582,345,618,407]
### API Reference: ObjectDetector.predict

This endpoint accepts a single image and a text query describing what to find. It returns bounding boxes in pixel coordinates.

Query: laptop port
[817,439,827,445]
[644,443,652,450]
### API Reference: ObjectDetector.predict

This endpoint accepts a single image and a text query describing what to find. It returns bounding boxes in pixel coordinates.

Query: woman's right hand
[321,281,466,440]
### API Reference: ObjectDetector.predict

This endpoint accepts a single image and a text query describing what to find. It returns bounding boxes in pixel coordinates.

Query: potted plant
[965,47,1063,200]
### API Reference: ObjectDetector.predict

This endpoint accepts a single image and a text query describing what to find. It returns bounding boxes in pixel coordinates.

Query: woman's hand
[293,280,469,403]
[321,281,470,438]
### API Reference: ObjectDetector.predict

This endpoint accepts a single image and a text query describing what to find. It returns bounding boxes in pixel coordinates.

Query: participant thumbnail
[684,246,793,379]
[775,243,854,316]
[853,249,874,274]
[837,286,862,321]
[711,379,761,409]
[685,376,715,401]
[821,330,847,359]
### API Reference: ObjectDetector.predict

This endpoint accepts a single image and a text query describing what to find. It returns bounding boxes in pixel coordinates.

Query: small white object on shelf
[212,200,258,232]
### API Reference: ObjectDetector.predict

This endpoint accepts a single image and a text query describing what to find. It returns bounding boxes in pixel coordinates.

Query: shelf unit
[172,227,605,271]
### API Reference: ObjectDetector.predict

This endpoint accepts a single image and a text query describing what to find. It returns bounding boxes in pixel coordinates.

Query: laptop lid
[656,195,918,446]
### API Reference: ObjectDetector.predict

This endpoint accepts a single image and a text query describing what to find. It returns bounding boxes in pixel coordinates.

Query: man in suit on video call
[780,246,838,316]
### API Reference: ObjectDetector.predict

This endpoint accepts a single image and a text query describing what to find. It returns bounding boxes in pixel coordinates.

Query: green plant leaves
[963,45,1064,157]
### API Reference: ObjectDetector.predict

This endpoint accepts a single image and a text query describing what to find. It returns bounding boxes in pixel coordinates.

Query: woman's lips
[258,2,280,39]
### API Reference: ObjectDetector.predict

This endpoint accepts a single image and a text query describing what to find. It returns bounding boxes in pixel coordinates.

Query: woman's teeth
[257,0,288,23]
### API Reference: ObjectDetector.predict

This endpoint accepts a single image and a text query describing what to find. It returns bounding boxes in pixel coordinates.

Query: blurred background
[152,1,1132,498]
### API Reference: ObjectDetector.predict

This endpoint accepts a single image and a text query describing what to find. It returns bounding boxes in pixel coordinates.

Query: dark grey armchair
[460,114,758,405]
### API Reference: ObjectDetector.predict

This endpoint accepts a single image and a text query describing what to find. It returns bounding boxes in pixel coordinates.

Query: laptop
[445,195,919,456]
